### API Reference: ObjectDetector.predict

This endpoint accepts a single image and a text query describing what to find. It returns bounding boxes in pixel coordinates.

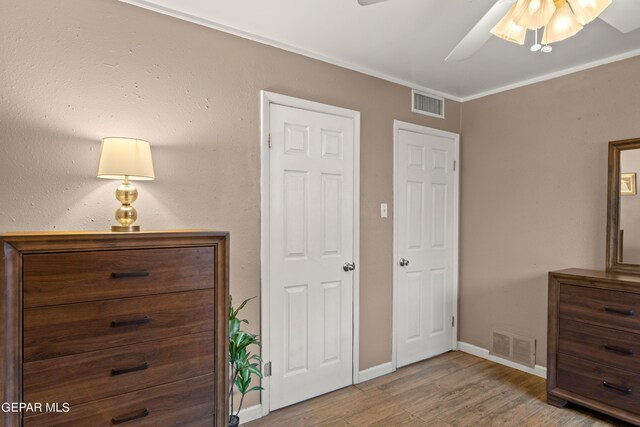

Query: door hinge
[264,361,272,377]
[268,133,272,148]
[452,316,455,327]
[453,160,456,171]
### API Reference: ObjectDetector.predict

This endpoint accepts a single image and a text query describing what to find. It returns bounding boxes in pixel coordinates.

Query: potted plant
[229,296,263,427]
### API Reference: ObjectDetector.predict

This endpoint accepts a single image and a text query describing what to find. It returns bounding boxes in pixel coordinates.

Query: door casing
[260,91,361,416]
[392,119,460,371]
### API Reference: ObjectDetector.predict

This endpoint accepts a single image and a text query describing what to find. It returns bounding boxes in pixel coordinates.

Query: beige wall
[4,0,640,402]
[460,55,640,366]
[0,0,461,391]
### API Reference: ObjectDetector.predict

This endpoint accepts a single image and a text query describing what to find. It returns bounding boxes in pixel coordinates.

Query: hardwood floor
[246,351,632,426]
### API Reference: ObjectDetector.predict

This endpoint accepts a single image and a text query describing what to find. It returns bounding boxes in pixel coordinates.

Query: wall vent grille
[490,328,536,368]
[412,89,445,119]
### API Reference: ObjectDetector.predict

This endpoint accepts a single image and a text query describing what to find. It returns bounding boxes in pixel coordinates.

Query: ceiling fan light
[578,0,595,7]
[513,0,556,29]
[567,0,612,25]
[529,0,542,14]
[491,4,527,45]
[542,1,583,44]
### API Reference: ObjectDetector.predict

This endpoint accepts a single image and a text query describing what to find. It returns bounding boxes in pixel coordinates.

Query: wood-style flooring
[246,351,632,426]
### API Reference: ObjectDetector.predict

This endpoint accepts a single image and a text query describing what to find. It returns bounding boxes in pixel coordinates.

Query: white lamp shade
[491,4,527,45]
[513,0,557,30]
[567,0,611,25]
[542,1,583,44]
[97,137,155,180]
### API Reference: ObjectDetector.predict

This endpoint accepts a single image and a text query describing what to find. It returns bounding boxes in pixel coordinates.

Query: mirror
[607,138,640,273]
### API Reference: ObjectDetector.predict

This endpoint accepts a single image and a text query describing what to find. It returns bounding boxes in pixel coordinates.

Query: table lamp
[97,137,155,232]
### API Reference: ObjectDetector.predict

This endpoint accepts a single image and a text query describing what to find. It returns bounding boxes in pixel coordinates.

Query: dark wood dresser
[0,231,229,427]
[548,268,640,425]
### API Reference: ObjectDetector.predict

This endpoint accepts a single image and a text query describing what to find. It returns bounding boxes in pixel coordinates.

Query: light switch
[381,203,388,218]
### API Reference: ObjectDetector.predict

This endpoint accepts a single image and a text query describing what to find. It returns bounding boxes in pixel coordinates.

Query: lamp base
[112,225,140,232]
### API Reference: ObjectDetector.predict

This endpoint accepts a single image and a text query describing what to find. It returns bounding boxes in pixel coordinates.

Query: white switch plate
[381,203,388,218]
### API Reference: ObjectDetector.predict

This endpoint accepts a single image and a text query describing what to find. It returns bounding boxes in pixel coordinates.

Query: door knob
[343,262,356,272]
[399,258,410,267]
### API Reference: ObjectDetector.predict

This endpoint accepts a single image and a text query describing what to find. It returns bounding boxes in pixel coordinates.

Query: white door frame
[260,91,361,416]
[391,120,460,371]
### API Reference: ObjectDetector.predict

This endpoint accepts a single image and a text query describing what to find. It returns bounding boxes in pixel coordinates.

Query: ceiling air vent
[412,89,445,119]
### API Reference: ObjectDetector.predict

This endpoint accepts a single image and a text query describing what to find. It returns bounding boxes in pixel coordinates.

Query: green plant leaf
[229,294,262,415]
[233,296,256,318]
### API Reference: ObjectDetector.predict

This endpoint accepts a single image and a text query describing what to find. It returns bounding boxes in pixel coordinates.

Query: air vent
[490,328,536,368]
[412,89,444,119]
[491,330,511,359]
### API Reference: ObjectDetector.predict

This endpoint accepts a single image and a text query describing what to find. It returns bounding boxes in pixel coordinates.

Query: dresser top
[0,229,224,237]
[0,230,229,253]
[551,268,640,284]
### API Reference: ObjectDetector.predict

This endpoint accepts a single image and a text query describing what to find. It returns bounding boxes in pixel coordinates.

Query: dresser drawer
[559,319,640,373]
[24,332,214,405]
[24,289,215,361]
[557,354,640,415]
[23,374,215,427]
[23,247,215,307]
[559,284,640,332]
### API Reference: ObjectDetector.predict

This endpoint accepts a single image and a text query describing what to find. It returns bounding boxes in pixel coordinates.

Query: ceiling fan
[357,0,640,61]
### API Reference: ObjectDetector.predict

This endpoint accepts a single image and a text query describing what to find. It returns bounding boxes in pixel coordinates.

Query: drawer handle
[111,271,150,279]
[110,316,150,328]
[112,408,149,424]
[111,361,149,376]
[603,380,632,395]
[604,344,634,356]
[604,307,635,316]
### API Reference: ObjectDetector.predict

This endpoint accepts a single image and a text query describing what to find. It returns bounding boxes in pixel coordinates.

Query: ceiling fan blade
[357,0,390,5]
[445,0,516,62]
[598,0,640,33]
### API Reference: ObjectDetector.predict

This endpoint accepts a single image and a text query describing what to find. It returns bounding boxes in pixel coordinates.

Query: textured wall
[6,0,637,404]
[460,55,640,366]
[0,0,461,391]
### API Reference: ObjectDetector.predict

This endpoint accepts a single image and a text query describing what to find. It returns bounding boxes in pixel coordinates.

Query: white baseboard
[238,404,263,425]
[357,361,394,383]
[458,341,547,379]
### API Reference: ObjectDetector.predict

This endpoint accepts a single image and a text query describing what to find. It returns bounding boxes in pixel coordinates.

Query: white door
[394,122,458,368]
[269,103,355,411]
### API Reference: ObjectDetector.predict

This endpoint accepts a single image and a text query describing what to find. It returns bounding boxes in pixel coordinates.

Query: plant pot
[229,415,240,427]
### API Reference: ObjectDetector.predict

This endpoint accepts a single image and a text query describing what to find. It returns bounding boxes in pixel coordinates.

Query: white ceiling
[122,0,640,100]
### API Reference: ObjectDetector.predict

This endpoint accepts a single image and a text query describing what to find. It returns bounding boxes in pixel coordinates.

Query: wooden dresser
[0,231,229,427]
[548,269,640,425]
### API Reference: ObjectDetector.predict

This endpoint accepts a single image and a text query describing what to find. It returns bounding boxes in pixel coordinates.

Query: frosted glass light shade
[491,4,527,45]
[542,1,583,44]
[513,0,557,29]
[97,137,155,181]
[567,0,611,25]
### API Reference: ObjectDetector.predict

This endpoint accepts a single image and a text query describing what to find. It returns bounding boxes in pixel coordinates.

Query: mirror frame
[606,137,640,274]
